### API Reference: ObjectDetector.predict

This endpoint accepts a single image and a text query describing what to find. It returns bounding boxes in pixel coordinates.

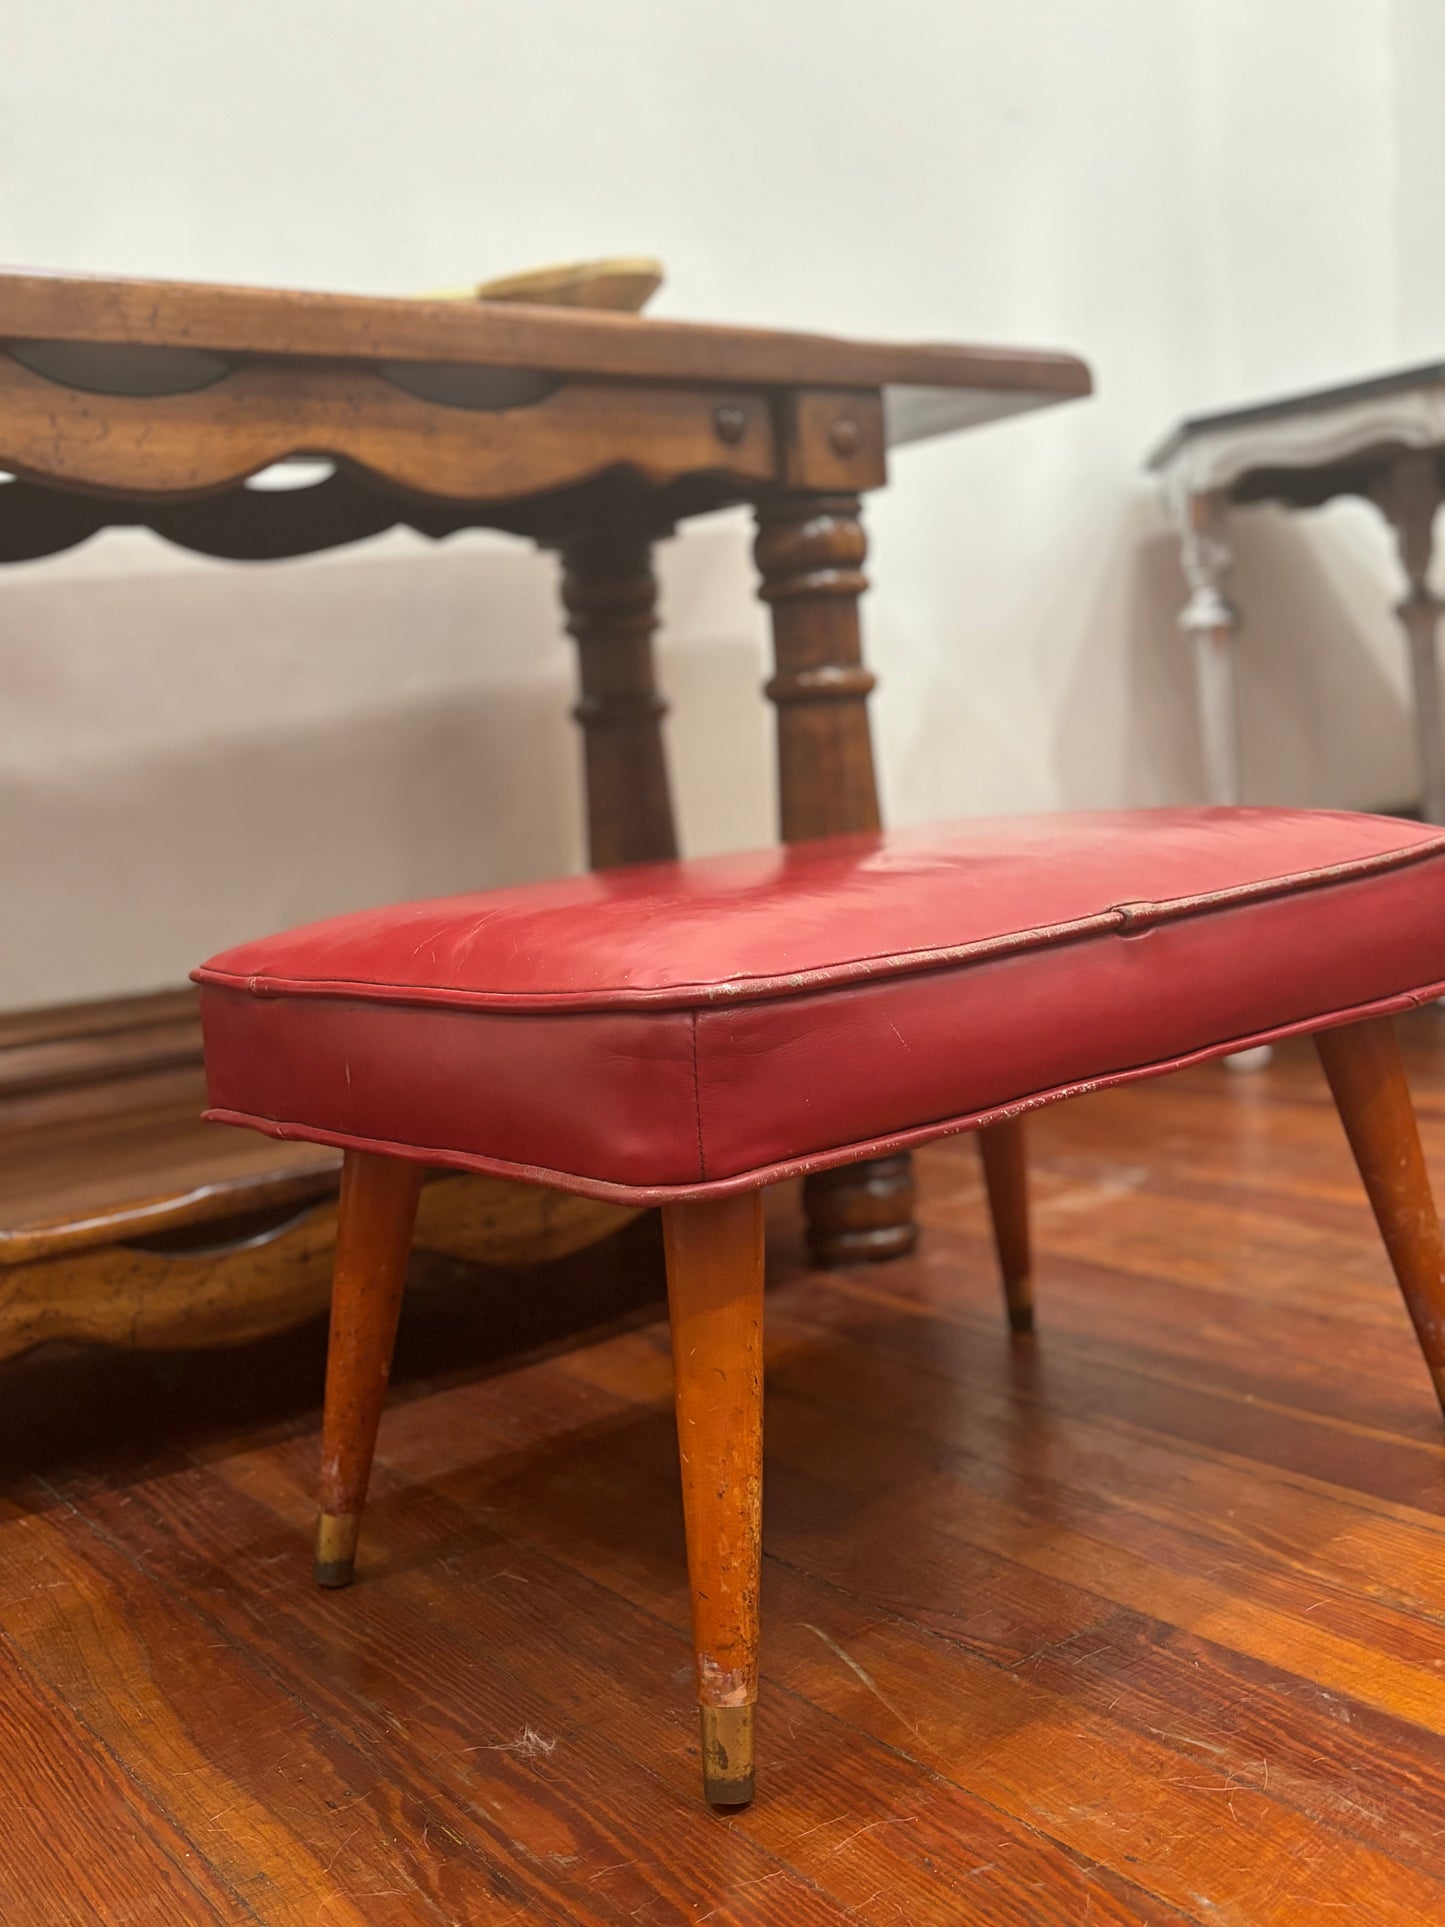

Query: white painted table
[1149,363,1445,820]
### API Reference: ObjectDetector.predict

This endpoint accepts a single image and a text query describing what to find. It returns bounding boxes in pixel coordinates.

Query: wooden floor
[6,1016,1445,1924]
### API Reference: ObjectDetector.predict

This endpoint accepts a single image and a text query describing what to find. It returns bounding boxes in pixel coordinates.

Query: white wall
[1392,0,1445,358]
[0,0,1432,1009]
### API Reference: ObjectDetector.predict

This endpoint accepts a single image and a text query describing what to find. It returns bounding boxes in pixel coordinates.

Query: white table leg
[1192,627,1243,808]
[1373,454,1445,826]
[1405,611,1445,826]
[1179,491,1243,807]
[1176,493,1269,1070]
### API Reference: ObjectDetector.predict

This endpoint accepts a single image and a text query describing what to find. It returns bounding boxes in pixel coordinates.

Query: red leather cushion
[195,809,1445,1202]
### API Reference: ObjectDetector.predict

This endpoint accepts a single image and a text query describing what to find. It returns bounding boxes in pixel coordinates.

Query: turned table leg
[560,527,679,869]
[754,494,881,843]
[1179,490,1244,810]
[754,492,917,1264]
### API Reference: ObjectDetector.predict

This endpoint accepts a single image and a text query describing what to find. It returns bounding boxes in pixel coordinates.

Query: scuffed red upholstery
[195,809,1445,1201]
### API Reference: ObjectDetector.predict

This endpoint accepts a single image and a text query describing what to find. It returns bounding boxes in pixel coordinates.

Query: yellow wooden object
[425,256,664,312]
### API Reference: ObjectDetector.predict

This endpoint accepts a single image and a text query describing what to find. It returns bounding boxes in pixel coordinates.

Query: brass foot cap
[701,1704,755,1808]
[315,1512,359,1590]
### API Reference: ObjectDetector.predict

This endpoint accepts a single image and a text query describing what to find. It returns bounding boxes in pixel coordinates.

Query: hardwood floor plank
[0,1632,256,1925]
[51,1466,858,1927]
[229,1329,1441,1923]
[550,1306,1445,1697]
[377,1384,1445,1922]
[773,1327,1445,1626]
[773,1261,1445,1498]
[1019,1610,1445,1884]
[194,1435,1197,1927]
[762,1381,1445,1726]
[0,1494,533,1926]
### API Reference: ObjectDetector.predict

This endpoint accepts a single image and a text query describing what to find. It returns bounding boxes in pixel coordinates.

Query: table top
[0,271,1091,561]
[0,269,1091,448]
[1147,356,1445,515]
[1148,357,1445,468]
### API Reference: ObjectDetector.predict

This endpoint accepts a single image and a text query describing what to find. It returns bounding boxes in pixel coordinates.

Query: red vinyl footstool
[195,808,1445,1806]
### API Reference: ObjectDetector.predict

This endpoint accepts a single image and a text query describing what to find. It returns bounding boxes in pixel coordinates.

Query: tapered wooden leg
[315,1151,426,1587]
[979,1118,1033,1334]
[662,1191,765,1807]
[1315,1017,1445,1415]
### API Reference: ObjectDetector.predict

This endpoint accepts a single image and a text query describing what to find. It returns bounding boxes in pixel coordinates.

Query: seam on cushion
[190,834,1445,1014]
[689,1009,707,1180]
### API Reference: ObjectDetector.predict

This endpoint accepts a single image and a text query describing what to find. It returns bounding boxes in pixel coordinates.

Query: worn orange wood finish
[1316,1015,1445,1411]
[661,1191,766,1806]
[315,1152,426,1586]
[979,1114,1033,1333]
[5,1017,1445,1917]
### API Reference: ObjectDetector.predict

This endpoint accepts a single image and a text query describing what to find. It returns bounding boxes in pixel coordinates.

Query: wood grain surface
[0,268,1092,397]
[3,1015,1445,1920]
[0,350,777,501]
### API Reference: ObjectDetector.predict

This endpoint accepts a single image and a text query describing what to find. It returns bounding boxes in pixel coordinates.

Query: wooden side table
[1150,363,1445,819]
[0,271,1089,1357]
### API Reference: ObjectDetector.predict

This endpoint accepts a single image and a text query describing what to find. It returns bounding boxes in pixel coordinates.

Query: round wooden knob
[828,416,861,457]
